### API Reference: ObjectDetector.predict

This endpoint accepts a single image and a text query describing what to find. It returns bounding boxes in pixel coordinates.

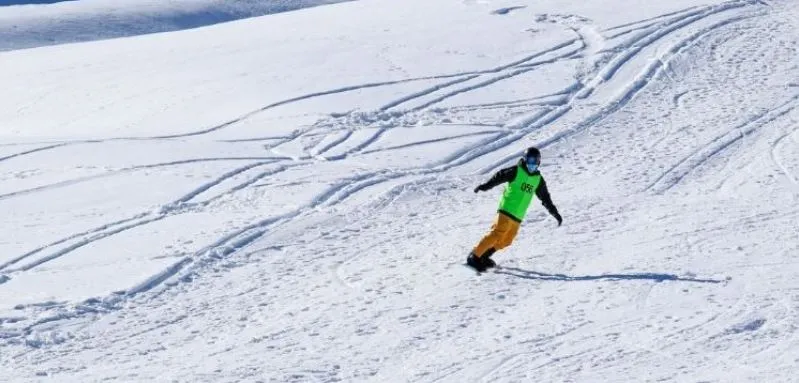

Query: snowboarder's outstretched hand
[553,212,563,226]
[473,184,488,193]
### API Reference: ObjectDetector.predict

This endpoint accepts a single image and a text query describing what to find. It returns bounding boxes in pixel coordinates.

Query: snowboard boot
[466,252,488,272]
[482,248,497,269]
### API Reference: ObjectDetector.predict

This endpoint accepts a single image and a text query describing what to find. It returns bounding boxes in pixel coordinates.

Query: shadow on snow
[496,267,726,284]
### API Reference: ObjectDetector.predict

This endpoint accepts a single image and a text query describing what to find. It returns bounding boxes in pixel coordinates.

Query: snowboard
[462,262,499,274]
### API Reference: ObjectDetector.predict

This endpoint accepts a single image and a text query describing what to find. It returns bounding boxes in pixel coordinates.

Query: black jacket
[477,160,561,222]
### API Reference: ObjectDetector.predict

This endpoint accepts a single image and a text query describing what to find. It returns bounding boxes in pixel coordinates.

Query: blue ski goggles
[525,156,540,172]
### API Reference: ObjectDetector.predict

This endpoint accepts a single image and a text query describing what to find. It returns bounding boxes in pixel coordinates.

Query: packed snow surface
[1,0,798,381]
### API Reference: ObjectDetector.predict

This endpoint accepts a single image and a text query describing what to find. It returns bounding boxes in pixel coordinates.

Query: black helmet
[525,147,541,161]
[523,147,541,172]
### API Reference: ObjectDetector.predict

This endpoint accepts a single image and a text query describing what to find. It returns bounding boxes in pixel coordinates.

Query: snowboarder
[468,147,562,271]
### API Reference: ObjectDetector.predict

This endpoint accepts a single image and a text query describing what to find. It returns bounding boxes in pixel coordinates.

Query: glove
[553,212,563,227]
[473,184,486,193]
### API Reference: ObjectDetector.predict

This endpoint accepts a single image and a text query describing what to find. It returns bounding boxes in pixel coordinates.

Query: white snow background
[1,0,798,381]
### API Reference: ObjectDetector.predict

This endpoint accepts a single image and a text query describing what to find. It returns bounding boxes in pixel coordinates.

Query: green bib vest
[498,165,541,221]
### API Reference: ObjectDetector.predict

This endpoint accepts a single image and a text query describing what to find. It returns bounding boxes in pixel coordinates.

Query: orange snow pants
[472,213,521,257]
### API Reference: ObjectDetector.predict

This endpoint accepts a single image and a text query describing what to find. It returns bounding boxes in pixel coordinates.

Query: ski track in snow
[602,5,704,33]
[481,0,764,173]
[506,2,764,167]
[648,92,799,193]
[0,156,286,201]
[3,0,797,380]
[770,127,799,188]
[0,159,286,274]
[0,143,68,163]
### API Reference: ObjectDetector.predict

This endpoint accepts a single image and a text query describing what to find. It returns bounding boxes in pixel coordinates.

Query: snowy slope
[1,0,799,381]
[0,0,352,51]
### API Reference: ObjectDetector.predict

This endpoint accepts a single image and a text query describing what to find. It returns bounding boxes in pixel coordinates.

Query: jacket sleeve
[535,177,560,218]
[477,166,517,191]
